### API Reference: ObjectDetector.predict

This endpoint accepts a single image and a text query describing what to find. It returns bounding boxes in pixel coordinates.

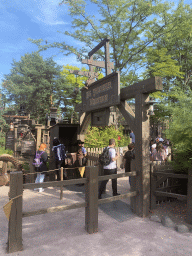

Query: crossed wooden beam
[70,38,114,86]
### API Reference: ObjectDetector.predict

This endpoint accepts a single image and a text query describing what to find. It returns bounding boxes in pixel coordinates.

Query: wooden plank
[23,202,86,218]
[156,185,181,191]
[87,153,99,161]
[98,191,137,205]
[88,37,110,57]
[120,77,162,100]
[156,175,169,187]
[154,191,187,201]
[60,167,63,200]
[117,101,136,132]
[98,171,137,181]
[82,59,114,69]
[7,172,23,253]
[150,164,157,210]
[79,112,91,135]
[154,172,188,179]
[23,178,86,189]
[85,166,99,234]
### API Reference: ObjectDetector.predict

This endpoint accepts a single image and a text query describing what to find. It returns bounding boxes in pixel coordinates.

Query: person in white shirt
[98,139,120,199]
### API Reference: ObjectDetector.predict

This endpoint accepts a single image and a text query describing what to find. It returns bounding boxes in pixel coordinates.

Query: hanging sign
[81,72,120,112]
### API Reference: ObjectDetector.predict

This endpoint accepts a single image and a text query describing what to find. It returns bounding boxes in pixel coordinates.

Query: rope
[22,167,82,176]
[11,194,23,200]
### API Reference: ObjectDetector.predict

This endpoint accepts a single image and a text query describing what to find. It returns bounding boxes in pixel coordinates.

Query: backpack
[99,147,111,166]
[33,151,44,168]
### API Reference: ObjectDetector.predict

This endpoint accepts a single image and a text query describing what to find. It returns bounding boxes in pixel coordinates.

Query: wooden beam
[155,191,187,201]
[79,112,91,135]
[117,101,136,131]
[154,172,188,179]
[98,191,137,205]
[23,202,86,218]
[88,37,110,57]
[69,70,99,78]
[82,59,114,69]
[120,77,163,100]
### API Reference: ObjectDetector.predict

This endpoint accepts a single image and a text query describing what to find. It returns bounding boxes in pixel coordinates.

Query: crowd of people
[33,138,87,192]
[33,133,170,194]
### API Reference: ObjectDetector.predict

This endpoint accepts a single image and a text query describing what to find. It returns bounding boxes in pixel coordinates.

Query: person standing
[98,138,120,199]
[129,130,135,144]
[76,140,87,167]
[123,143,135,173]
[123,143,135,186]
[34,143,48,192]
[52,138,67,181]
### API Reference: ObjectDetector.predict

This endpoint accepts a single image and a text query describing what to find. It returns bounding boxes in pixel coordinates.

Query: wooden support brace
[117,101,136,132]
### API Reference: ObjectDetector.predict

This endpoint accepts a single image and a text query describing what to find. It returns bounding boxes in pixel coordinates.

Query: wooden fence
[7,166,137,254]
[150,163,190,209]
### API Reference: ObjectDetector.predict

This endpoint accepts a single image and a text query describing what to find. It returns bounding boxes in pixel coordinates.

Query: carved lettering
[90,94,108,106]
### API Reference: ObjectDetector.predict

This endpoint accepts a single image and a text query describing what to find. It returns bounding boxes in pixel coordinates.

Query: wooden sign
[91,108,110,126]
[81,72,120,112]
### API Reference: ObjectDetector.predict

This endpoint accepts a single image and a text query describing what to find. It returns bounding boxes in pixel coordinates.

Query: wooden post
[60,167,63,200]
[131,93,151,217]
[29,156,35,183]
[187,169,192,224]
[85,166,98,234]
[14,125,18,157]
[150,163,157,210]
[7,171,23,253]
[35,125,42,150]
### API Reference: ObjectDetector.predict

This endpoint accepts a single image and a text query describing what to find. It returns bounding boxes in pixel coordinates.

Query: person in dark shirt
[52,138,67,180]
[123,143,135,172]
[123,143,135,187]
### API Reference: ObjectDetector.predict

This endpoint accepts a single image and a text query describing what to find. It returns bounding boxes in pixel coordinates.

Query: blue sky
[0,0,191,85]
[0,0,85,84]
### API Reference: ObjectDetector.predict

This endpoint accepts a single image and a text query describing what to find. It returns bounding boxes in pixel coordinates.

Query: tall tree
[57,64,103,122]
[29,0,180,86]
[2,52,63,124]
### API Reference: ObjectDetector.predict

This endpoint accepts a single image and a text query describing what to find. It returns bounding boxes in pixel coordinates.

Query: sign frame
[81,72,120,112]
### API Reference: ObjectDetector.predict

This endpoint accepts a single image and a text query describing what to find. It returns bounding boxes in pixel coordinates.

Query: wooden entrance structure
[75,38,163,217]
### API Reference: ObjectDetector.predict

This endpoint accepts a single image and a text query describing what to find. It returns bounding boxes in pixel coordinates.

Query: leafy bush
[165,88,192,174]
[84,125,130,148]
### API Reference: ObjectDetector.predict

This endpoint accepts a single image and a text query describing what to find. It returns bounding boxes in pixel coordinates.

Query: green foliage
[59,65,103,121]
[84,125,130,148]
[30,0,177,83]
[2,52,63,124]
[0,147,13,156]
[165,88,192,173]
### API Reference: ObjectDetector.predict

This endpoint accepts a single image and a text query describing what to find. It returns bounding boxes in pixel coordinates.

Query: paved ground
[1,171,192,256]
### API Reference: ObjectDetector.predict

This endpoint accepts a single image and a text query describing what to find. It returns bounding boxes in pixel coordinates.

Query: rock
[150,215,161,223]
[176,224,189,233]
[161,216,176,228]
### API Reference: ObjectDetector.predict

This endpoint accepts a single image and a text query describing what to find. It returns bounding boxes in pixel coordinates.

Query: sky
[0,0,192,86]
[0,0,85,84]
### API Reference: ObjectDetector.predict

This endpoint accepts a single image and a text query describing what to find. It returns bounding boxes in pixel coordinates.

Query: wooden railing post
[7,171,23,253]
[150,163,157,210]
[187,169,192,224]
[85,166,99,234]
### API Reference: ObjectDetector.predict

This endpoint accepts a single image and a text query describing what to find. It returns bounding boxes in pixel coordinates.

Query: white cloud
[34,0,69,26]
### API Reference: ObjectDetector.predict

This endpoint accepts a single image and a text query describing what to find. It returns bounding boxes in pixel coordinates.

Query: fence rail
[150,164,188,210]
[7,166,137,254]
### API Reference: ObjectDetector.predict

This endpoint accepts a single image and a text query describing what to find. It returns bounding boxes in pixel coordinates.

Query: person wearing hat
[77,140,87,157]
[76,140,87,167]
